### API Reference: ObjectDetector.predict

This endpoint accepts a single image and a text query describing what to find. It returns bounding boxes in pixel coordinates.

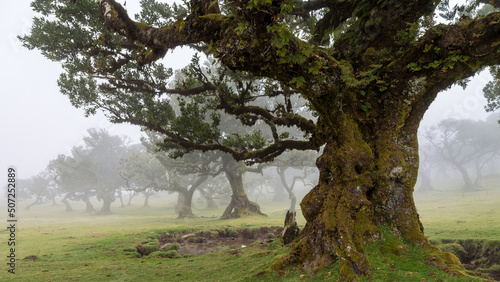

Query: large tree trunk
[175,175,209,218]
[100,198,113,214]
[176,189,195,218]
[274,114,463,280]
[220,154,266,219]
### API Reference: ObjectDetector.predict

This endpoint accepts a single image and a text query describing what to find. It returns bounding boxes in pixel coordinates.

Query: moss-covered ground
[1,179,498,281]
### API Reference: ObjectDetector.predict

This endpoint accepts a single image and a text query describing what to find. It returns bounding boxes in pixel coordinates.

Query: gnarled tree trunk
[176,189,195,218]
[274,92,463,279]
[220,154,266,219]
[175,175,209,218]
[98,190,115,214]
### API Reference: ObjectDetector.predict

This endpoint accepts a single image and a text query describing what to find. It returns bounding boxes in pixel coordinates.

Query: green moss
[149,250,179,258]
[440,243,468,258]
[134,22,151,30]
[199,14,226,22]
[177,20,185,31]
[138,242,160,256]
[162,242,179,251]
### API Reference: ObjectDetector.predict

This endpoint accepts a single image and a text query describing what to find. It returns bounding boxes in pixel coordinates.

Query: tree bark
[273,113,462,280]
[220,154,266,219]
[280,211,300,245]
[174,175,209,218]
[176,189,195,218]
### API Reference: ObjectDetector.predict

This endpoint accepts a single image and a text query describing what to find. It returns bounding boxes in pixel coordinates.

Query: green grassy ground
[1,182,498,281]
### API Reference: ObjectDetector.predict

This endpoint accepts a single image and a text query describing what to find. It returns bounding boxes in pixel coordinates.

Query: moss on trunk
[220,154,266,219]
[273,114,463,280]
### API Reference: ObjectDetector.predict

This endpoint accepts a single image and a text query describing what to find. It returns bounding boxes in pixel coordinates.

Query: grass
[415,186,500,241]
[1,180,499,281]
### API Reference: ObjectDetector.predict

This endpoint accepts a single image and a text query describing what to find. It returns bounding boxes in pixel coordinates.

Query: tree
[424,118,500,190]
[139,132,226,217]
[82,128,129,213]
[20,172,57,210]
[273,150,318,212]
[48,129,129,213]
[21,0,500,279]
[119,143,166,207]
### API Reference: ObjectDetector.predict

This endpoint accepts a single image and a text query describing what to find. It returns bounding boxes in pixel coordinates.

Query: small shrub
[266,233,275,239]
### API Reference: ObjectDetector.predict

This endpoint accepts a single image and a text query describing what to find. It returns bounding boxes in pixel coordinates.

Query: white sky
[0,1,495,180]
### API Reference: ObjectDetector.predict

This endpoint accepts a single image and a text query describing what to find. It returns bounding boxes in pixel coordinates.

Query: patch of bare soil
[158,226,283,256]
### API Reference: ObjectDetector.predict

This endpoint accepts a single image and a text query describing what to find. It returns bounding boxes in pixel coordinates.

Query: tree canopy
[20,0,500,279]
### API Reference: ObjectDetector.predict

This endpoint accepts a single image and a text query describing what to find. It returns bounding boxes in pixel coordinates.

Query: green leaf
[289,76,306,88]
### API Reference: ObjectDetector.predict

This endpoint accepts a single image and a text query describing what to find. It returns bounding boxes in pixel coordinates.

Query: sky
[0,1,495,180]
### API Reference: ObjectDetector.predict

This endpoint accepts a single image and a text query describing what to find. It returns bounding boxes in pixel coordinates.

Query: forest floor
[1,179,499,281]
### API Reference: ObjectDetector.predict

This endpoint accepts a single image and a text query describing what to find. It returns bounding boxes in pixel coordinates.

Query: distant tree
[48,152,97,212]
[424,118,500,190]
[21,172,57,210]
[119,144,166,207]
[273,150,318,212]
[21,0,500,278]
[415,143,438,193]
[48,129,128,213]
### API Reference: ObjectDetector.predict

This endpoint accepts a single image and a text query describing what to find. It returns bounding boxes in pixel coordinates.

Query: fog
[1,1,498,209]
